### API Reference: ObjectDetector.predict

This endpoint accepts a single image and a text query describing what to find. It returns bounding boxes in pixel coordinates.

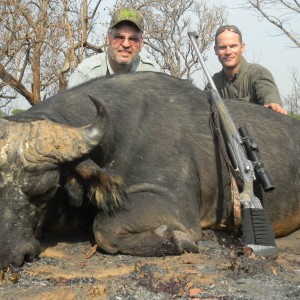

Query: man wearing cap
[207,25,287,115]
[68,8,161,88]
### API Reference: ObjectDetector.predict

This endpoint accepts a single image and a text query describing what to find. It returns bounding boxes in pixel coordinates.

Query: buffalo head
[0,99,107,267]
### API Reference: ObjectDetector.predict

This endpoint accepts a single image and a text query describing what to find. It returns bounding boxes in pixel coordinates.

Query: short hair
[215,25,242,44]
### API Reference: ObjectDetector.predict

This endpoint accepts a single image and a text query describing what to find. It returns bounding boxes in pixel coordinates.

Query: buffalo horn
[0,96,107,166]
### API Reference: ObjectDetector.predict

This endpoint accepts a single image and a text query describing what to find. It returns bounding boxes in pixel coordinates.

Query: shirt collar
[106,55,115,75]
[222,57,247,81]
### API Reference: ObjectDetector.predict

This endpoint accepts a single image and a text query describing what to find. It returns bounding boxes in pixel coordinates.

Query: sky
[202,0,299,102]
[16,0,299,109]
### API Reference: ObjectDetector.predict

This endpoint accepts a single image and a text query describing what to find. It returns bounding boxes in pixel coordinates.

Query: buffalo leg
[93,191,202,256]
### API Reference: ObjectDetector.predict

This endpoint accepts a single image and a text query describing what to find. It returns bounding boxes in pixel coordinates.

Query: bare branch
[245,0,300,47]
[0,0,107,106]
[0,62,34,104]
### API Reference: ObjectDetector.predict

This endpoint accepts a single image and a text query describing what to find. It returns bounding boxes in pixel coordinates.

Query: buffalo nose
[0,237,41,268]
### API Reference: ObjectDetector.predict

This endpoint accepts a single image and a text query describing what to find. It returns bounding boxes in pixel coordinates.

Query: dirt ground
[0,229,299,300]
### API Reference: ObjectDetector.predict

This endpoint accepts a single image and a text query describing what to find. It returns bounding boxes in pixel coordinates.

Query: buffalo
[0,72,299,267]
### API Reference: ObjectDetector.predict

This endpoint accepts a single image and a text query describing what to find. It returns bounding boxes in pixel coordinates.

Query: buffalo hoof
[171,230,200,254]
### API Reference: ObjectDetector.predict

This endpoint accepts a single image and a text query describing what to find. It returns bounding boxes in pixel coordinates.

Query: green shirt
[207,58,282,105]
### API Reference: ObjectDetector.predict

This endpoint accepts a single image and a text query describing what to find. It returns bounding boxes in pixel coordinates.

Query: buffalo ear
[65,158,127,214]
[89,168,126,214]
[64,175,84,207]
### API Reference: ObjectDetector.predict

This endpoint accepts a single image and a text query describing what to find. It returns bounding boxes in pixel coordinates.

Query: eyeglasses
[110,34,142,45]
[215,25,242,40]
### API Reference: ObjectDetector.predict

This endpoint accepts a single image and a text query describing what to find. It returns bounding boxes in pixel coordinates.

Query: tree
[245,0,300,48]
[11,108,26,115]
[245,0,300,113]
[0,0,104,107]
[113,0,227,79]
[0,83,13,111]
[283,67,300,118]
[0,0,228,109]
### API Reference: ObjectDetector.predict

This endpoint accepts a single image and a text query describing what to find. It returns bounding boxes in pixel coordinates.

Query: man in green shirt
[208,25,287,115]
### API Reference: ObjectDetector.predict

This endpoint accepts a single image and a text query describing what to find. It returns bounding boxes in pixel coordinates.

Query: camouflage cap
[109,8,144,32]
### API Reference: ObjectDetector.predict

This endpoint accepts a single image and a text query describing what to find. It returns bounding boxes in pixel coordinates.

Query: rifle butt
[242,206,278,257]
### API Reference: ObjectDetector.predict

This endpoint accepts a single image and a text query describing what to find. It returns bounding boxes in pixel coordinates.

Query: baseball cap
[109,8,144,32]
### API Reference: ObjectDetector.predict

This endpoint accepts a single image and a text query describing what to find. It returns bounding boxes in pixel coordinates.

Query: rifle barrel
[188,31,217,91]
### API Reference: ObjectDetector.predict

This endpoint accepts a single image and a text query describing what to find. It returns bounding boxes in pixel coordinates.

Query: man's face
[214,30,245,73]
[107,24,143,67]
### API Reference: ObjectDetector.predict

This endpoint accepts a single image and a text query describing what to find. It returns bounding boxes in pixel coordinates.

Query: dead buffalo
[1,72,299,267]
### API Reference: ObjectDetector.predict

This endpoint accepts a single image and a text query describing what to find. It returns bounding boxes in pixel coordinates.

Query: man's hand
[264,103,288,115]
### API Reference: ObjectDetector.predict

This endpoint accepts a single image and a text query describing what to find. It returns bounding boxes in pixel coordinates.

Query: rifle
[188,31,278,257]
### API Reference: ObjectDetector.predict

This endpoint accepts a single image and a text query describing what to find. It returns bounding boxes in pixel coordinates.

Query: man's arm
[68,70,88,89]
[251,64,287,115]
[67,53,106,89]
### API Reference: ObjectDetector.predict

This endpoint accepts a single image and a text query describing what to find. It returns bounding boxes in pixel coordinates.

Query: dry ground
[0,229,299,300]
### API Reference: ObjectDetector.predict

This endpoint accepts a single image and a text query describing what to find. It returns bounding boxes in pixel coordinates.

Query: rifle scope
[238,126,275,192]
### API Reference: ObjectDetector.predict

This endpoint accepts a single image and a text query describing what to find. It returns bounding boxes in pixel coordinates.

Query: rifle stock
[188,31,278,257]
